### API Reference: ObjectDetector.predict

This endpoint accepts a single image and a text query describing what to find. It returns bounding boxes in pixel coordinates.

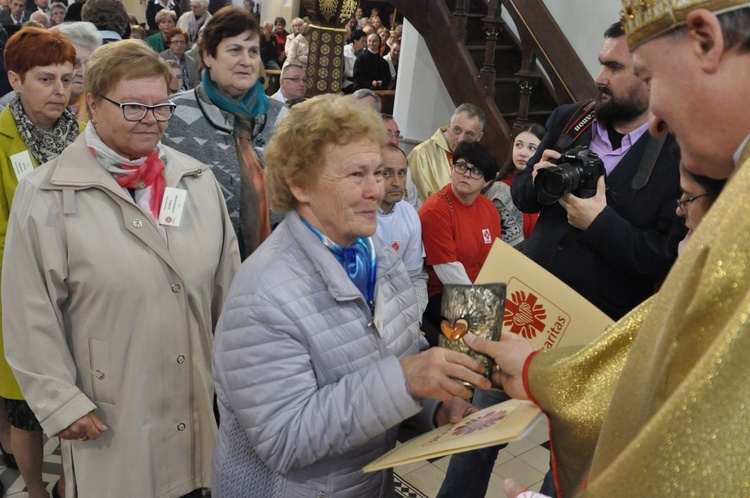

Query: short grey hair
[30,11,50,27]
[155,9,176,23]
[281,62,305,78]
[50,2,67,13]
[191,0,209,9]
[352,88,381,112]
[450,103,486,133]
[51,21,103,52]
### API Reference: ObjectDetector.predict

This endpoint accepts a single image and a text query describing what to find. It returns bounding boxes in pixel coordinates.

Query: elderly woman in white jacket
[283,22,310,67]
[211,94,491,497]
[2,40,239,498]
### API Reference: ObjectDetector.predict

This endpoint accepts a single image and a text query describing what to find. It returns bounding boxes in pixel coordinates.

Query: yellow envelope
[475,239,614,349]
[363,399,542,472]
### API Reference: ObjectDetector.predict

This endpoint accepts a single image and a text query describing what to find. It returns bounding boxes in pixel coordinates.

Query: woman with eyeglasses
[676,163,726,254]
[162,7,288,260]
[159,27,200,91]
[0,27,84,498]
[2,40,239,498]
[418,141,501,346]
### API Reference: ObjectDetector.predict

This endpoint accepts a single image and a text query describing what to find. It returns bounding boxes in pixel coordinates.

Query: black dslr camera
[534,146,605,205]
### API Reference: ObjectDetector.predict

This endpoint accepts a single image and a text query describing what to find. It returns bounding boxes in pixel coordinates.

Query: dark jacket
[260,34,279,67]
[353,49,391,90]
[511,101,683,320]
[0,10,30,26]
[159,49,200,89]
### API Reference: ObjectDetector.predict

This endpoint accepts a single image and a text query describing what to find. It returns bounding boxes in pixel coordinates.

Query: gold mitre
[621,0,750,49]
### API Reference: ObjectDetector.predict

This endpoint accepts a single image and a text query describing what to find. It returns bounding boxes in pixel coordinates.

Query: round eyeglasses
[101,95,177,122]
[676,191,716,215]
[453,160,484,180]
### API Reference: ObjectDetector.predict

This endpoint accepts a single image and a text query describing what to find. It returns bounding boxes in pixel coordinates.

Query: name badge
[10,151,34,181]
[159,187,187,227]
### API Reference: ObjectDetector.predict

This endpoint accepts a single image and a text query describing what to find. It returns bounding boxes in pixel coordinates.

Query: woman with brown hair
[162,7,288,260]
[159,27,200,90]
[485,122,545,247]
[0,27,82,498]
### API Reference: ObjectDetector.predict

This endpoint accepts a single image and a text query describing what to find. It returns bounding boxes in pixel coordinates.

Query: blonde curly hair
[265,94,387,212]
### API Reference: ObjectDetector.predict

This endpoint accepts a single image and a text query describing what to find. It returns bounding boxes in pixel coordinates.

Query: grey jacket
[159,49,201,90]
[212,210,434,497]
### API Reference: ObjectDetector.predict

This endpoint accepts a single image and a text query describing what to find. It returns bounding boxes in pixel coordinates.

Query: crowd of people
[259,8,401,93]
[0,0,744,497]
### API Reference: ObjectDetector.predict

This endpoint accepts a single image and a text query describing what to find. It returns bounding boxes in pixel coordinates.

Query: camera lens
[536,165,582,204]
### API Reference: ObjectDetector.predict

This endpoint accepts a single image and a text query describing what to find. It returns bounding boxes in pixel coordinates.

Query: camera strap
[631,134,667,190]
[555,99,596,150]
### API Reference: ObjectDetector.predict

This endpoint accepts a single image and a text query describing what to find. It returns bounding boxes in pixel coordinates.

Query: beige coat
[2,134,240,497]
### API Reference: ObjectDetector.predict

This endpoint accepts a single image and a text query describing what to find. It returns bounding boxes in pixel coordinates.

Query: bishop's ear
[685,8,725,73]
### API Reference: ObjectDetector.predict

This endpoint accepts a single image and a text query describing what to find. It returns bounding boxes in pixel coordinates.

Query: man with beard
[437,22,682,498]
[511,21,682,322]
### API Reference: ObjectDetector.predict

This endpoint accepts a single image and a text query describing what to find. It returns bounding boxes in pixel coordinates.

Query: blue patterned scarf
[301,217,377,309]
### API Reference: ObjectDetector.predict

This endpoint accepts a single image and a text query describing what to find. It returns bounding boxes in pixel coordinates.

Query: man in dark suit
[0,0,30,25]
[353,33,391,91]
[28,0,47,13]
[511,21,682,322]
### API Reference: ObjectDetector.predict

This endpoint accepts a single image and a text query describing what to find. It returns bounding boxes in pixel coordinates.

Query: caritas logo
[504,291,546,339]
[503,279,570,349]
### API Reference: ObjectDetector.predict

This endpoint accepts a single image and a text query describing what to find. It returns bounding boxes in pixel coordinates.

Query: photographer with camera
[511,21,682,323]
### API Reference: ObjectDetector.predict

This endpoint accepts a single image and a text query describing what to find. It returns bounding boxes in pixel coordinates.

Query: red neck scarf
[114,150,166,219]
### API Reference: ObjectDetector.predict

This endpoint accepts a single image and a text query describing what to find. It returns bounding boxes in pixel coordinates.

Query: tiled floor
[395,417,550,498]
[0,436,62,497]
[0,422,550,498]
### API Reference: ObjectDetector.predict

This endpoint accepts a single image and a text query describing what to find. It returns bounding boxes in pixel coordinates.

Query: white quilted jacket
[213,210,431,497]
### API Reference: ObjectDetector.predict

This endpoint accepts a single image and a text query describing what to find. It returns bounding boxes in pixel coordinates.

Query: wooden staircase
[389,0,598,164]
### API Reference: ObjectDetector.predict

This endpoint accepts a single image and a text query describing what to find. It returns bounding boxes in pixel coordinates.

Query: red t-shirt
[419,185,502,297]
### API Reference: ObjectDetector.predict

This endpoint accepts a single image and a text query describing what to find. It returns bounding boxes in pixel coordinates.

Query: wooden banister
[500,0,597,103]
[389,0,597,163]
[390,0,512,163]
